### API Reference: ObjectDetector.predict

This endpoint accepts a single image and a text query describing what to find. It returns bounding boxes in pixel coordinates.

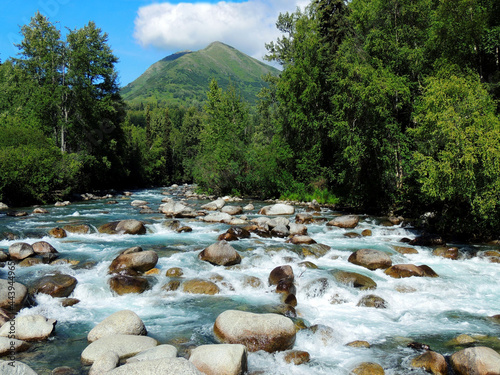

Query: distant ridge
[121,41,280,106]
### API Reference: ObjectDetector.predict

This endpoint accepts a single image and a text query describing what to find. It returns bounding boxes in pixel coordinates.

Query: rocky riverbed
[0,185,499,374]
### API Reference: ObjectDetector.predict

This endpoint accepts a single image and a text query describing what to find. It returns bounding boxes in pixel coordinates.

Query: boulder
[301,243,331,258]
[269,265,294,285]
[182,279,220,295]
[0,315,56,341]
[89,351,120,375]
[0,280,28,312]
[109,275,150,295]
[409,234,445,246]
[201,212,232,223]
[357,295,387,308]
[107,358,203,375]
[393,246,419,255]
[30,274,78,298]
[8,243,34,260]
[159,201,196,217]
[332,270,377,290]
[361,229,372,236]
[201,199,226,211]
[289,223,307,236]
[49,227,67,238]
[189,344,247,375]
[283,350,310,365]
[227,227,251,239]
[433,247,459,260]
[0,337,30,356]
[351,362,385,375]
[346,340,371,348]
[63,224,91,234]
[295,213,315,224]
[131,200,148,207]
[411,351,448,375]
[199,241,241,266]
[19,258,44,267]
[450,346,500,375]
[213,310,296,352]
[31,241,58,255]
[221,206,243,215]
[109,250,158,274]
[271,224,289,238]
[126,344,177,363]
[289,235,316,245]
[81,334,159,365]
[98,221,120,234]
[88,310,147,342]
[0,203,8,210]
[116,220,147,235]
[385,264,438,278]
[166,267,184,277]
[258,204,295,216]
[0,360,38,375]
[176,226,192,233]
[348,249,392,270]
[243,204,254,211]
[327,215,359,229]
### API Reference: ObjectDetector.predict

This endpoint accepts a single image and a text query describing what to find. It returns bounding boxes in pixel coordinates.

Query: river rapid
[0,185,499,374]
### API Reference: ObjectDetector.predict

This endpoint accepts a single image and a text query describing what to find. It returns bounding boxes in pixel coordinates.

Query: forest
[0,0,500,240]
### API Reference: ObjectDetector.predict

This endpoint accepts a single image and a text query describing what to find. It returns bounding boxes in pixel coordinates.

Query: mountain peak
[121,42,280,106]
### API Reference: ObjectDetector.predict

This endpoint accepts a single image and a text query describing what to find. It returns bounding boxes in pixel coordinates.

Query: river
[0,185,499,374]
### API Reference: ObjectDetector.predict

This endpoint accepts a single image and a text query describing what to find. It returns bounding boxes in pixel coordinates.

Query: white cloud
[133,0,309,61]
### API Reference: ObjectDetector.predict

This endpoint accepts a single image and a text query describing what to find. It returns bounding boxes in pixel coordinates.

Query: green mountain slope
[121,41,280,106]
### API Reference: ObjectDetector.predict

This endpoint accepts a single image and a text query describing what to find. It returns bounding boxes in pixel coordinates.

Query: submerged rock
[182,279,220,295]
[283,350,310,365]
[88,310,147,343]
[213,310,296,352]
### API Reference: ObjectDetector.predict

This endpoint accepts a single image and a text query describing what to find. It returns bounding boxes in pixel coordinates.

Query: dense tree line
[1,2,500,240]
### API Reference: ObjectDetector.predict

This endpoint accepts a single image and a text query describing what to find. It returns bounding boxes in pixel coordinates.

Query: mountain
[121,42,280,106]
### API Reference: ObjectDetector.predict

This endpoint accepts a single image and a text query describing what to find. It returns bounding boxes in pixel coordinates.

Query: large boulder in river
[107,358,203,375]
[49,227,67,238]
[201,198,226,211]
[221,205,243,215]
[109,250,158,274]
[258,204,295,216]
[450,346,500,375]
[32,241,58,256]
[213,310,296,352]
[81,334,159,365]
[29,274,77,297]
[8,242,34,260]
[385,264,438,278]
[88,310,147,343]
[411,351,448,375]
[0,315,56,341]
[189,344,247,375]
[269,265,294,285]
[0,280,28,312]
[327,215,359,229]
[201,212,232,223]
[332,270,377,290]
[116,220,147,235]
[348,249,392,270]
[159,201,196,217]
[199,241,241,266]
[109,276,150,295]
[0,360,38,375]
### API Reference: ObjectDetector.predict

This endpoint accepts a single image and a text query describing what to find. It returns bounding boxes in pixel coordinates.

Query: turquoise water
[1,186,499,374]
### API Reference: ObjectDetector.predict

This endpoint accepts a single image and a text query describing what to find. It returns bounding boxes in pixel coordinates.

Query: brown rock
[177,226,192,233]
[32,241,58,255]
[109,275,150,295]
[361,229,372,236]
[409,234,445,246]
[290,235,316,245]
[332,270,377,290]
[162,280,181,292]
[218,232,239,242]
[8,242,34,260]
[450,346,500,375]
[295,213,314,224]
[269,265,294,286]
[19,258,44,267]
[49,227,67,238]
[98,221,119,234]
[357,294,387,308]
[411,350,448,375]
[326,215,359,229]
[30,274,78,298]
[63,224,91,234]
[385,264,438,278]
[199,241,242,266]
[166,267,184,277]
[433,247,459,260]
[393,246,419,255]
[348,249,392,270]
[182,279,220,295]
[115,219,147,235]
[283,350,310,365]
[351,362,385,375]
[109,250,158,274]
[347,340,371,348]
[243,276,263,289]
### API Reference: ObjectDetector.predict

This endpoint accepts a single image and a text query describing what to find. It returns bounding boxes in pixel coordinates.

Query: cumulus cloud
[134,0,309,61]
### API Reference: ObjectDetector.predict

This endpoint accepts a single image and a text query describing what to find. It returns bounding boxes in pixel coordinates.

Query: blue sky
[0,0,308,87]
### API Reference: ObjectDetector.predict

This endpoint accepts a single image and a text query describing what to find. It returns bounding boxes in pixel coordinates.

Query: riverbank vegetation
[1,0,500,239]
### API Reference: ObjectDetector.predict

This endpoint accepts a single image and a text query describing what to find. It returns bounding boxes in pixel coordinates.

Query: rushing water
[0,186,499,374]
